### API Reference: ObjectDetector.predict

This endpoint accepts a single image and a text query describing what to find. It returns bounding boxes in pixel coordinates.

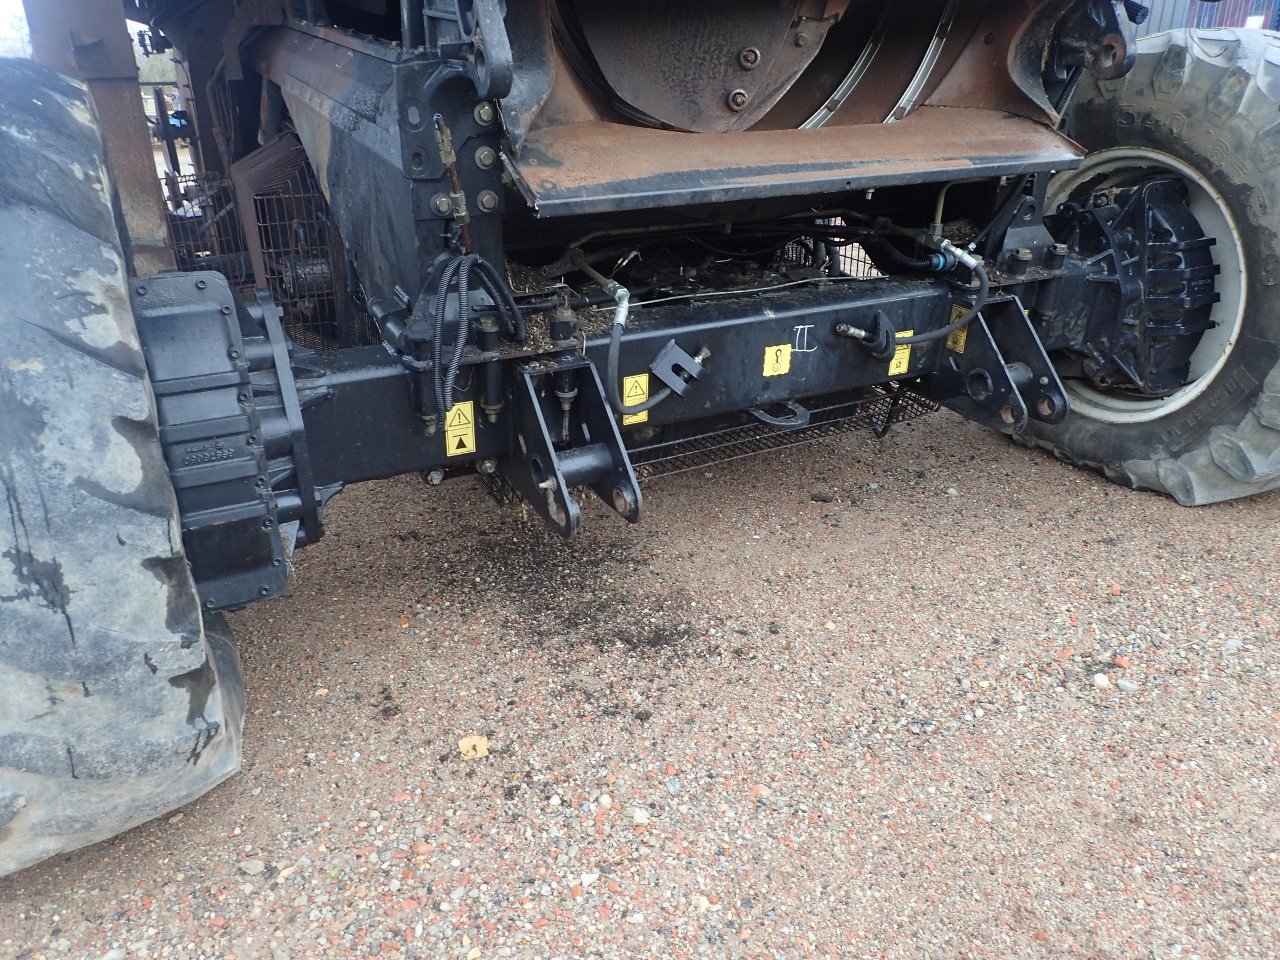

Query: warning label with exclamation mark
[445,401,477,456]
[622,374,649,425]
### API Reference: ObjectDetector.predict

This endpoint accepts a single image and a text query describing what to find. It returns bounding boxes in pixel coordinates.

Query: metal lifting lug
[500,357,643,541]
[427,0,515,100]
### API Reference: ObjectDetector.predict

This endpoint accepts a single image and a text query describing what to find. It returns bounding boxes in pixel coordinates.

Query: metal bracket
[255,290,324,543]
[982,297,1069,424]
[915,313,1030,434]
[649,339,704,397]
[501,357,642,540]
[429,0,514,99]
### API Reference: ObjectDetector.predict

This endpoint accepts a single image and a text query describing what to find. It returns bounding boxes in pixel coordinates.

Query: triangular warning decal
[455,435,468,450]
[625,378,647,400]
[447,405,472,428]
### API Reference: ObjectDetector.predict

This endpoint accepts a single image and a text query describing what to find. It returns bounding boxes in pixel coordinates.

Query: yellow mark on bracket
[622,374,650,425]
[945,303,969,354]
[888,330,914,377]
[763,343,792,377]
[445,401,476,456]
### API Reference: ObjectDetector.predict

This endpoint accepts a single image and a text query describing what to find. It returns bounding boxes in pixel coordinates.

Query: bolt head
[432,194,453,216]
[727,89,750,112]
[475,146,497,169]
[739,47,761,69]
[474,102,496,125]
[477,190,499,213]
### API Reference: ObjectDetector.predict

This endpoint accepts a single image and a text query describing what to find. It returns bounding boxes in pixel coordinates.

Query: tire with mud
[0,59,243,876]
[1023,29,1280,505]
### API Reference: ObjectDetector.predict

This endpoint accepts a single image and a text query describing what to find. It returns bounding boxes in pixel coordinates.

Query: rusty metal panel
[558,0,853,132]
[507,106,1085,217]
[23,0,175,276]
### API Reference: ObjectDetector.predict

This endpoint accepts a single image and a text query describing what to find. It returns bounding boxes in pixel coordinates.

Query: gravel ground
[1,411,1278,960]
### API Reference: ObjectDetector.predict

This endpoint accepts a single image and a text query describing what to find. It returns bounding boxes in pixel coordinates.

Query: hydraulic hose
[867,237,950,274]
[428,251,527,418]
[892,261,990,346]
[440,255,474,413]
[565,247,676,418]
[603,286,674,417]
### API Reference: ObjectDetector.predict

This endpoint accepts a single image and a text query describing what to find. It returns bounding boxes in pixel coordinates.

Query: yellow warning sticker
[445,401,477,456]
[763,343,792,377]
[945,303,969,354]
[888,330,914,377]
[622,374,650,425]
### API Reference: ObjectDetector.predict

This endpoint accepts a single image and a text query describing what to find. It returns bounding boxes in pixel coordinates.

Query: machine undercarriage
[25,0,1214,609]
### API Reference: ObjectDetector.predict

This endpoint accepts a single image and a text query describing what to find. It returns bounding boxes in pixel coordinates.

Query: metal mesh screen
[629,388,934,480]
[833,242,881,278]
[476,387,936,506]
[163,173,252,286]
[783,220,882,278]
[249,166,371,351]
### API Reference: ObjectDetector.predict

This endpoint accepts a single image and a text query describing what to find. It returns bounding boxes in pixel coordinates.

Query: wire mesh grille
[781,219,882,279]
[164,173,252,286]
[629,389,934,480]
[476,388,936,507]
[250,166,371,351]
[833,242,881,279]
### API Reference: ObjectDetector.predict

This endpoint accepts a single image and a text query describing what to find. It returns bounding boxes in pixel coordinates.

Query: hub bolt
[727,89,750,112]
[739,47,761,70]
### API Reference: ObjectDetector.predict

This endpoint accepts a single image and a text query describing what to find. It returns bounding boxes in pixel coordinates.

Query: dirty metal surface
[508,106,1084,217]
[558,0,852,133]
[23,0,176,276]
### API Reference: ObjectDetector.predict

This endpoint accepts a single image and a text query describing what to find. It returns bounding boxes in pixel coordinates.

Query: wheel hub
[1047,176,1221,397]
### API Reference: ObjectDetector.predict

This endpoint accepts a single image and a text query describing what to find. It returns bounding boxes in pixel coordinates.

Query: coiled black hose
[430,252,527,418]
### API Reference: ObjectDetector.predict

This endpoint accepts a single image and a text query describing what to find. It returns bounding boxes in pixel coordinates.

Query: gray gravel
[1,411,1278,959]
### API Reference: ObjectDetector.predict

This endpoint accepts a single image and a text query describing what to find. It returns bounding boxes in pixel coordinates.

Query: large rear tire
[0,59,243,876]
[1024,29,1280,505]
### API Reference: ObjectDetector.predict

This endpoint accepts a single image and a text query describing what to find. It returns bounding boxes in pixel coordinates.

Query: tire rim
[1045,147,1246,424]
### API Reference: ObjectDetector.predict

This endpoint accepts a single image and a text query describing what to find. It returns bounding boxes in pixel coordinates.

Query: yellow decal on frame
[622,374,650,425]
[445,401,476,456]
[888,331,914,377]
[763,344,792,377]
